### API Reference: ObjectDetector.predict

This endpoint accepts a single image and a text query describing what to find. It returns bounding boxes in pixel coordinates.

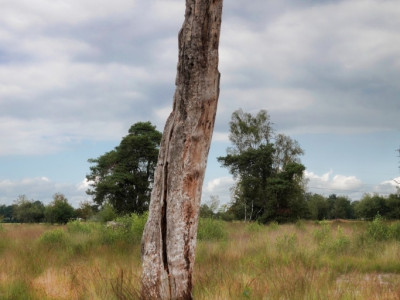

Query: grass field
[1,218,400,299]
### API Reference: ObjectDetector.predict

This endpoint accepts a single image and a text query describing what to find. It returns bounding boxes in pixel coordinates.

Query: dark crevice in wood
[161,161,169,274]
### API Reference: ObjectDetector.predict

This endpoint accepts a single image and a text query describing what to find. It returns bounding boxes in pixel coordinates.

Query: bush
[366,214,390,241]
[197,218,227,241]
[245,221,264,233]
[99,213,148,245]
[129,212,148,243]
[389,222,400,241]
[96,203,117,223]
[67,220,94,234]
[38,229,69,248]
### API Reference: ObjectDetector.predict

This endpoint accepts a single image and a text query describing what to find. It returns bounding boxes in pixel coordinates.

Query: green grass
[1,218,400,299]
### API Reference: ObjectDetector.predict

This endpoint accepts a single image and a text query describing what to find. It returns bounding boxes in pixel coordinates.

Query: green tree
[228,109,273,153]
[219,144,275,221]
[306,193,328,220]
[96,202,117,223]
[355,194,387,220]
[12,195,45,223]
[75,200,98,220]
[385,193,400,219]
[331,196,353,219]
[44,193,76,224]
[199,195,220,218]
[0,205,14,222]
[218,109,306,223]
[86,122,162,214]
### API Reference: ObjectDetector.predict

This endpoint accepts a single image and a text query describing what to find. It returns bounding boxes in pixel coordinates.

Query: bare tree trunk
[141,0,223,299]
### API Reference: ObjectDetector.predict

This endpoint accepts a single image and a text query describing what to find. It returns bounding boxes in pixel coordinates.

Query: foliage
[329,195,353,219]
[197,218,227,241]
[86,122,162,215]
[12,195,45,223]
[366,214,390,241]
[0,204,14,222]
[66,220,96,234]
[75,200,98,220]
[44,193,76,224]
[218,109,306,223]
[38,228,69,248]
[96,202,117,223]
[99,212,148,245]
[354,194,388,220]
[385,194,400,219]
[199,195,220,218]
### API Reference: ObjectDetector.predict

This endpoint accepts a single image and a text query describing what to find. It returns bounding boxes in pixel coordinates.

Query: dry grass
[1,220,400,299]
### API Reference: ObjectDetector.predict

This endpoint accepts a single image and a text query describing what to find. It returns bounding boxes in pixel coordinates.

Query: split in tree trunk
[141,0,223,299]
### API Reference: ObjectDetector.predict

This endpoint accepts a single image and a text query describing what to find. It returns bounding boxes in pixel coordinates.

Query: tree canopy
[44,193,75,224]
[218,109,306,223]
[86,122,162,214]
[12,195,45,223]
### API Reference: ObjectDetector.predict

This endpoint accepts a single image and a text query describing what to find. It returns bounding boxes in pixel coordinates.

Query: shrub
[99,213,148,245]
[366,214,390,241]
[129,212,148,243]
[245,221,264,233]
[197,218,227,241]
[38,228,69,248]
[96,203,117,223]
[389,222,400,241]
[67,220,94,234]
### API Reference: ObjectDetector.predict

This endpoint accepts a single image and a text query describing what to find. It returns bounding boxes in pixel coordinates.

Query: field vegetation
[1,216,400,299]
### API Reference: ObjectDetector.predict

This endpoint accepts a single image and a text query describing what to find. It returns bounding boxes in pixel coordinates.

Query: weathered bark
[141,0,223,299]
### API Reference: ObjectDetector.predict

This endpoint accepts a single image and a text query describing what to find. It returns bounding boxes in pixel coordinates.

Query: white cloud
[202,176,235,205]
[154,106,172,124]
[0,177,89,207]
[1,0,137,30]
[305,170,363,198]
[217,0,400,134]
[305,171,400,200]
[212,132,229,142]
[373,177,400,195]
[77,178,91,192]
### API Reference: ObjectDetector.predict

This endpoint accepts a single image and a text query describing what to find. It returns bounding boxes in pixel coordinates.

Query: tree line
[1,193,81,224]
[0,193,123,224]
[200,192,400,222]
[2,111,398,224]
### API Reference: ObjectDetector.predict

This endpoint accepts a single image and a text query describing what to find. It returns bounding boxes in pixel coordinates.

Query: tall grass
[1,218,400,299]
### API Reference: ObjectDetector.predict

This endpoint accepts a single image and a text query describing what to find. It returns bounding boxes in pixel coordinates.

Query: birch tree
[141,0,223,299]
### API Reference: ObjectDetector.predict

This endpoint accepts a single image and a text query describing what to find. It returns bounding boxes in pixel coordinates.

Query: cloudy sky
[1,0,399,207]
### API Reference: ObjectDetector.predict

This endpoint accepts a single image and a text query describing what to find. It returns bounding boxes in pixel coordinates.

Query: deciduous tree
[219,109,306,223]
[44,193,75,224]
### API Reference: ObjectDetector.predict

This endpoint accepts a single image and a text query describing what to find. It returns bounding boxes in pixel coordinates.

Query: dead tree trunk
[141,0,223,299]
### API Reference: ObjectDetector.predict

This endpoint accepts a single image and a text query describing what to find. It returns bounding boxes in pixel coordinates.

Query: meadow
[1,217,400,299]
